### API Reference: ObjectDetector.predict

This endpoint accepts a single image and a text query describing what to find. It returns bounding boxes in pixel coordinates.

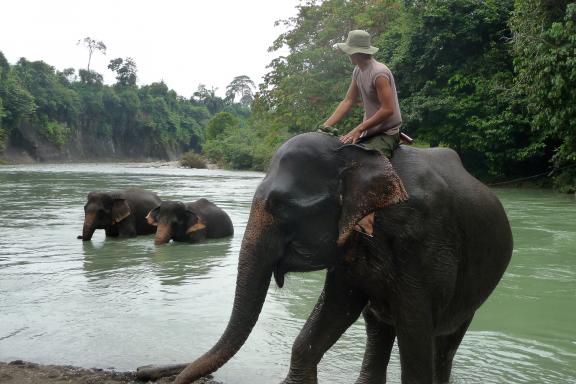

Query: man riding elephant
[320,30,404,235]
[321,30,402,159]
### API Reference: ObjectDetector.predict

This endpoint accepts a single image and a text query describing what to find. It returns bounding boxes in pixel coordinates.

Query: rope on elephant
[487,163,576,187]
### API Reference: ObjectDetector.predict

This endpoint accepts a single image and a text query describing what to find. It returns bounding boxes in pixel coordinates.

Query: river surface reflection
[0,163,574,383]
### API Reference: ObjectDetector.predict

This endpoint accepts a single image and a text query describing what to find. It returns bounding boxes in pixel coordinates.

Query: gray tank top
[353,59,402,137]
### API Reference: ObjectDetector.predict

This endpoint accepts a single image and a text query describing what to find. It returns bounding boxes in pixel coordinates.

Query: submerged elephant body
[80,188,161,241]
[138,132,513,384]
[147,198,234,245]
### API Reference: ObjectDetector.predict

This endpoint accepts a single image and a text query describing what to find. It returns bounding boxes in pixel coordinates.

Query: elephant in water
[78,188,161,241]
[146,198,234,245]
[137,132,513,384]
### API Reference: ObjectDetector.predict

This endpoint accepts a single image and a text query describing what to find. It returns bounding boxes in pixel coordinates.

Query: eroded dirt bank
[0,361,221,384]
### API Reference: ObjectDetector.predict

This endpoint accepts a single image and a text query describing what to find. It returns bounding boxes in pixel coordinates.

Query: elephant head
[146,201,206,245]
[81,191,131,241]
[158,133,408,384]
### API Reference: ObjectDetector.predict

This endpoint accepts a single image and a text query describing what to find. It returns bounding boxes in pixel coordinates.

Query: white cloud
[0,0,300,97]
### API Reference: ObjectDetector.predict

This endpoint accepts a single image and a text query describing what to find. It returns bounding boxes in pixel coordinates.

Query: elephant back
[188,198,234,238]
[121,188,162,233]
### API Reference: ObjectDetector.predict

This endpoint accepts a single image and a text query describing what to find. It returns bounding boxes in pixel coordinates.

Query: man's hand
[317,124,339,137]
[340,126,363,144]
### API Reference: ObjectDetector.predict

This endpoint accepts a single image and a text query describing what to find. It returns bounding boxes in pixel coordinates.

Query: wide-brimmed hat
[336,30,379,55]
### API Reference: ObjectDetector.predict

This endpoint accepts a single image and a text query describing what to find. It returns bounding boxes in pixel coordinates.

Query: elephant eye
[269,200,290,216]
[266,196,295,223]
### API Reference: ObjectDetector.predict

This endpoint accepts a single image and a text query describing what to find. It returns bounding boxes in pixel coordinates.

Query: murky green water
[0,163,574,383]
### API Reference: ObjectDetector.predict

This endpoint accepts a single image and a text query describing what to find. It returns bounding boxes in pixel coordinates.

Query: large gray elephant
[137,132,513,384]
[146,198,234,245]
[78,188,160,241]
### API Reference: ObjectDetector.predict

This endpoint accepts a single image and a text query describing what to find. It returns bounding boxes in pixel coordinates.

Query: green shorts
[358,132,400,158]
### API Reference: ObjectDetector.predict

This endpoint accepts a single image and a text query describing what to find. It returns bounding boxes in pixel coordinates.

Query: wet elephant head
[163,132,407,384]
[81,192,131,241]
[146,201,206,245]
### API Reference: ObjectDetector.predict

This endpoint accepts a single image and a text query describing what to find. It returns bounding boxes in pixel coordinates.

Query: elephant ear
[337,145,408,246]
[112,198,131,224]
[146,206,160,226]
[185,210,206,235]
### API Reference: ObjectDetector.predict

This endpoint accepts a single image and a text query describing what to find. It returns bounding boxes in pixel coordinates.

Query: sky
[0,0,301,98]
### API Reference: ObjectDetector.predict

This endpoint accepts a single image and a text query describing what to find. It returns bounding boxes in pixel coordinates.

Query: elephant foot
[355,377,386,384]
[135,363,187,381]
[281,380,318,384]
[280,369,318,384]
[354,368,388,384]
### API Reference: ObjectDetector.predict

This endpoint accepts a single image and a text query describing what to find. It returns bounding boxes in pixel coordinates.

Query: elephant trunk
[174,200,278,384]
[82,212,97,241]
[154,223,172,245]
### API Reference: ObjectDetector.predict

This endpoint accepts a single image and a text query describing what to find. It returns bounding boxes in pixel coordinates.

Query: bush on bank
[180,151,207,169]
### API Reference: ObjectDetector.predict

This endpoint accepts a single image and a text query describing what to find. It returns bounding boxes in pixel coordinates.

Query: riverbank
[0,361,221,384]
[0,159,220,170]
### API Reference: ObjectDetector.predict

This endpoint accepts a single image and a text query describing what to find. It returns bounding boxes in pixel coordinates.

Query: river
[0,163,574,383]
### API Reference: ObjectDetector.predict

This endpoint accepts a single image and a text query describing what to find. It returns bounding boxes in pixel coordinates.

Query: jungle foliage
[1,1,575,190]
[0,51,248,159]
[245,0,575,190]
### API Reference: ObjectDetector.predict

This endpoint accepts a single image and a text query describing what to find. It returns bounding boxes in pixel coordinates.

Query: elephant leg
[282,269,368,384]
[105,226,119,237]
[395,309,434,384]
[434,317,473,383]
[117,221,137,237]
[355,308,396,384]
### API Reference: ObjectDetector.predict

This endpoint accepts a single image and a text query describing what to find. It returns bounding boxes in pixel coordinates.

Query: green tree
[13,58,80,146]
[0,51,10,81]
[107,57,137,86]
[0,51,9,144]
[58,68,76,84]
[14,58,80,125]
[510,0,576,190]
[203,127,257,169]
[225,75,256,107]
[78,69,103,85]
[77,37,107,71]
[205,112,239,140]
[192,84,225,114]
[201,111,264,169]
[72,72,108,136]
[137,81,206,152]
[384,0,539,177]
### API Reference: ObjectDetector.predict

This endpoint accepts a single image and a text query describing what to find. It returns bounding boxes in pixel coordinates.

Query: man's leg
[359,132,400,158]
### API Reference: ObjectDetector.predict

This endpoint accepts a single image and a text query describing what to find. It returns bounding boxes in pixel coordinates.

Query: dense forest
[0,49,252,162]
[0,0,574,191]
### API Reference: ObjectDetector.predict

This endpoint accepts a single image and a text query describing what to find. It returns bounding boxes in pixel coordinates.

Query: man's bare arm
[323,79,359,127]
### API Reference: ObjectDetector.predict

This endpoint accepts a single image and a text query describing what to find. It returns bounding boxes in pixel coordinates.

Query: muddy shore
[0,360,222,384]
